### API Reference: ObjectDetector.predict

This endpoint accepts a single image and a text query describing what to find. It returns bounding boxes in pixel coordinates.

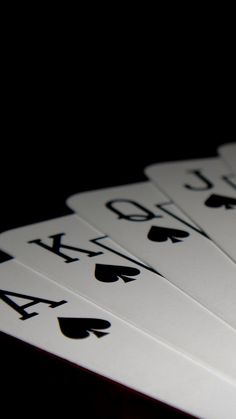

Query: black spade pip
[204,194,236,209]
[147,226,190,243]
[58,317,111,339]
[95,264,140,283]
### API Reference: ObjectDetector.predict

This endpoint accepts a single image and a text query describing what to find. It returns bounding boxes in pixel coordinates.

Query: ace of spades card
[3,254,236,419]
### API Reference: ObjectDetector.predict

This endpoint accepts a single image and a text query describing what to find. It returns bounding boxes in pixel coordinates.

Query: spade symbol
[147,226,190,243]
[95,264,140,283]
[204,194,236,209]
[58,317,111,339]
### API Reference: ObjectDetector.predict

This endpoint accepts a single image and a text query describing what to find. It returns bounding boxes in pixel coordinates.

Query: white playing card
[2,256,236,419]
[2,215,236,385]
[145,157,236,263]
[66,181,236,331]
[218,142,236,174]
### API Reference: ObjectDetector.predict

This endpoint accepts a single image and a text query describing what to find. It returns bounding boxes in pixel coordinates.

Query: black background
[2,132,235,233]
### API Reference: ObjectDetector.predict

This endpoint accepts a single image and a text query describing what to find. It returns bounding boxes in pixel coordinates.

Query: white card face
[2,258,236,419]
[66,181,236,331]
[2,215,236,385]
[218,142,236,174]
[145,157,236,263]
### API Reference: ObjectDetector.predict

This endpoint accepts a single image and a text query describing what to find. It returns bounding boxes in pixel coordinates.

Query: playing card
[2,254,236,419]
[218,142,236,174]
[66,181,236,331]
[145,157,236,263]
[2,215,236,385]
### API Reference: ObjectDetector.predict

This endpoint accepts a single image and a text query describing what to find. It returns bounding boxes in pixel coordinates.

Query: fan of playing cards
[1,142,236,419]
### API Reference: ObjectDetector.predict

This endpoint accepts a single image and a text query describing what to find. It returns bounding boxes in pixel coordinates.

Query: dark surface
[1,331,194,419]
[1,133,235,418]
